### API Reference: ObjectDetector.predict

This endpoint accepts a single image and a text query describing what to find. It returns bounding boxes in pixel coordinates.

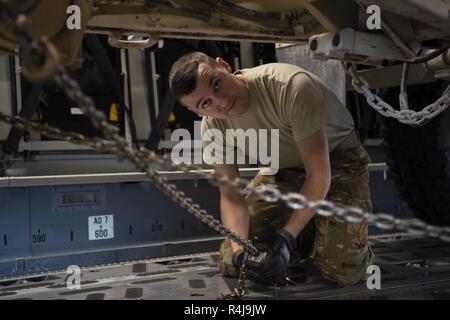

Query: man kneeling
[169,52,374,286]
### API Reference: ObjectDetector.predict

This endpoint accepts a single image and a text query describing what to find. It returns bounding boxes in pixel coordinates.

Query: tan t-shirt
[201,63,354,169]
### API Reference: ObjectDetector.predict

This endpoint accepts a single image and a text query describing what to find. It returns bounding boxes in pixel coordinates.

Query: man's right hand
[231,247,275,285]
[232,229,297,286]
[231,249,248,270]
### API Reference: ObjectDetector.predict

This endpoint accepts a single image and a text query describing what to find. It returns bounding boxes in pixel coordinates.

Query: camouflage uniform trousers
[219,141,375,286]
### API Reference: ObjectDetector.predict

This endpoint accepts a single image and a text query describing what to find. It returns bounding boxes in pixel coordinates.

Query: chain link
[2,10,450,300]
[219,265,247,300]
[348,63,450,126]
[3,109,450,244]
[4,9,450,300]
[0,110,260,255]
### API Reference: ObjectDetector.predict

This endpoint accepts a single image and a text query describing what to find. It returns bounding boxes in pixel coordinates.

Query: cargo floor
[1,232,450,300]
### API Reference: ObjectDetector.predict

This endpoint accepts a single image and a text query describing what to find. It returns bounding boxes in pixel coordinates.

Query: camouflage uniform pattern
[219,136,375,286]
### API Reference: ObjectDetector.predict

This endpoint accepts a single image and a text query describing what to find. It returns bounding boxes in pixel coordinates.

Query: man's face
[180,58,250,119]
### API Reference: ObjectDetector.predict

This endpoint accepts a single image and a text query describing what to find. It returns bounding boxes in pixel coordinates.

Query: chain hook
[219,265,248,300]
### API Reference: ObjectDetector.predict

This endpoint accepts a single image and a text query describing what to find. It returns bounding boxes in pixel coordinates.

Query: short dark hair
[169,52,217,103]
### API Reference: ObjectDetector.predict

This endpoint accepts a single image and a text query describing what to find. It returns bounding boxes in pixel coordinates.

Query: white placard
[70,107,84,115]
[88,215,114,240]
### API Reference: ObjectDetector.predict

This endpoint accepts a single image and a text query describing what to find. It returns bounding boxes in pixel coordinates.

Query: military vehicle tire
[382,89,450,225]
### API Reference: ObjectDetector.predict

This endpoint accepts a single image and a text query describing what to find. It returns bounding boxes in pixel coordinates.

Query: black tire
[382,82,450,225]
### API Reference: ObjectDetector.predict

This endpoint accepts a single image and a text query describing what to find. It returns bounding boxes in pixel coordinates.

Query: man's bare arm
[283,128,331,238]
[215,164,250,252]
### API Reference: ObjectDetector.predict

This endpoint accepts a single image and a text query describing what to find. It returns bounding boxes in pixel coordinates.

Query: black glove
[231,249,248,270]
[245,229,297,286]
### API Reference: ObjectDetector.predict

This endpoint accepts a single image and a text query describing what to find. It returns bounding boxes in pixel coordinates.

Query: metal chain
[2,11,450,258]
[5,109,450,243]
[0,111,259,255]
[219,264,247,300]
[3,9,450,300]
[348,63,450,126]
[0,114,256,298]
[3,93,450,251]
[0,11,259,255]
